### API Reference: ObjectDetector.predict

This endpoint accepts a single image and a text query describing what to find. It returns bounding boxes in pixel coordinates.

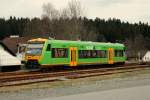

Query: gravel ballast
[0,67,150,100]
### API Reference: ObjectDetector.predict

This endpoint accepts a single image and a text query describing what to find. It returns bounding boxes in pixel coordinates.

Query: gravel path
[0,68,150,100]
[42,85,150,100]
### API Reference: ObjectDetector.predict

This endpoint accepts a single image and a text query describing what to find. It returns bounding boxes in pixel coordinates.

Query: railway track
[0,64,149,87]
[0,63,137,77]
[0,71,40,77]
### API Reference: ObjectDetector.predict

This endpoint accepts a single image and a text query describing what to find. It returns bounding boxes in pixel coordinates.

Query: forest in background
[0,0,150,57]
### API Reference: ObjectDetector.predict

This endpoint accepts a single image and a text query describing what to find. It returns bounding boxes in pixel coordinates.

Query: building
[0,41,21,71]
[142,51,150,64]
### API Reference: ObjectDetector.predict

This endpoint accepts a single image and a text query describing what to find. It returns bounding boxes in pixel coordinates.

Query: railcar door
[70,47,77,66]
[108,48,114,64]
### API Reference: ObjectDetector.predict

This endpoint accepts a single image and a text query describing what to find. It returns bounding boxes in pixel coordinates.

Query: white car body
[0,44,21,67]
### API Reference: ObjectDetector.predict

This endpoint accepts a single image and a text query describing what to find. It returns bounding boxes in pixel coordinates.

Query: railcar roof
[28,38,124,47]
[47,39,124,47]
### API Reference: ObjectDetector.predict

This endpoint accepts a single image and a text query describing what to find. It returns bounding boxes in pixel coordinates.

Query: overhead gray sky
[0,0,150,23]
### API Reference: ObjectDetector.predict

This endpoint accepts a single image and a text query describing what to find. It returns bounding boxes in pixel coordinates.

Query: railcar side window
[97,50,107,58]
[52,48,68,58]
[91,50,97,58]
[46,44,51,51]
[78,50,107,58]
[115,50,123,57]
[78,50,84,58]
[79,50,91,58]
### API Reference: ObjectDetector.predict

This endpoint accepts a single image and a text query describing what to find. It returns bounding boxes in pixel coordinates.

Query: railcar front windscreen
[26,43,44,55]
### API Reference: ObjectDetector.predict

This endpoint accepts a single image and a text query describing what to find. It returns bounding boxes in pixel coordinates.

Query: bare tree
[24,0,98,41]
[41,3,61,38]
[60,8,70,19]
[67,0,82,19]
[65,0,84,40]
[40,0,85,40]
[42,3,60,20]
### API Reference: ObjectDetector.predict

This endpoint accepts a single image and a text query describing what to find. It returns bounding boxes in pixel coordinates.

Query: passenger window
[97,50,107,58]
[52,48,68,58]
[78,50,90,58]
[78,50,107,58]
[46,44,51,51]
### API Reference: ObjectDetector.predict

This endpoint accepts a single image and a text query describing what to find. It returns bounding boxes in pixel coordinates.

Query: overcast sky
[0,0,150,23]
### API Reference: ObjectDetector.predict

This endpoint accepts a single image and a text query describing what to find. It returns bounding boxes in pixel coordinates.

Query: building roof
[0,41,16,56]
[2,37,31,54]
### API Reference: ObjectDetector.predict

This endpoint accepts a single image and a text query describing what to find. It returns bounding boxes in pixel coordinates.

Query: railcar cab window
[52,48,68,58]
[46,44,51,51]
[26,43,44,55]
[78,50,107,58]
[115,50,124,57]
